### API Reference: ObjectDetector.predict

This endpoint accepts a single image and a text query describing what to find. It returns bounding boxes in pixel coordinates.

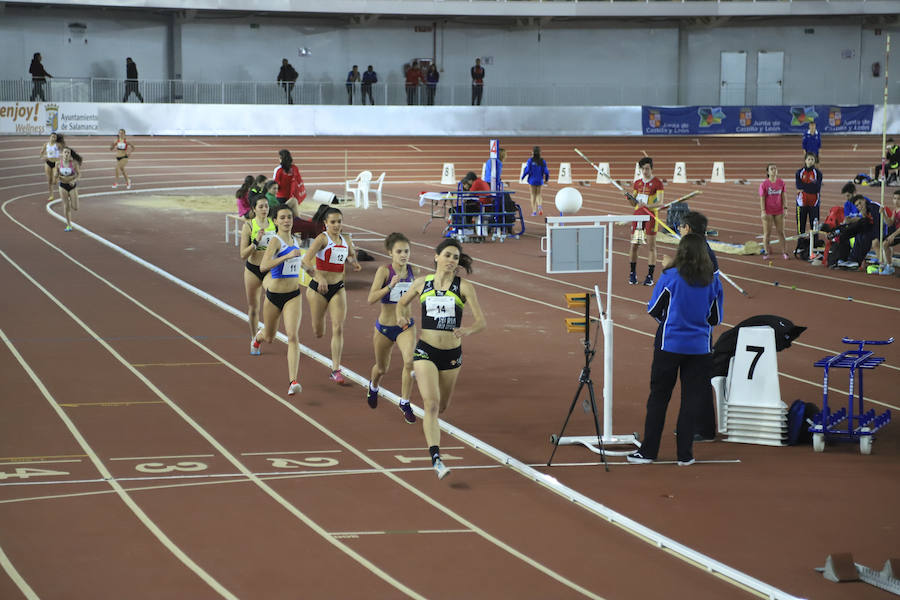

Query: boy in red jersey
[628,156,664,285]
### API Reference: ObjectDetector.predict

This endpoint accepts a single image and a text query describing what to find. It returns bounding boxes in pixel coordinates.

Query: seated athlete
[301,207,362,385]
[366,232,419,423]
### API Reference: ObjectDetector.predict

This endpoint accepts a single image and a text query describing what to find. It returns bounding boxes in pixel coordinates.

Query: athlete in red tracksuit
[795,152,823,251]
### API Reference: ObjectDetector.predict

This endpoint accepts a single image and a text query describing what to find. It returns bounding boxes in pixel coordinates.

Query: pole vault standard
[542,214,649,462]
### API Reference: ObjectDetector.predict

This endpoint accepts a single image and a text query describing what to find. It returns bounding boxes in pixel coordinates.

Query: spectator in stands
[29,53,52,101]
[875,138,899,184]
[346,65,360,105]
[277,58,299,105]
[470,58,485,105]
[361,65,377,105]
[405,61,422,105]
[425,64,439,105]
[122,58,144,103]
[802,120,821,163]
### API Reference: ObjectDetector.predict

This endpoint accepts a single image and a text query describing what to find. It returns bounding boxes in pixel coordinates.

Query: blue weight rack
[810,337,893,454]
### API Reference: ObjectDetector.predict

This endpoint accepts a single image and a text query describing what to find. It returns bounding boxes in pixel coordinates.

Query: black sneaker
[626,451,653,464]
[399,401,416,424]
[642,274,654,286]
[693,433,716,443]
[628,272,638,285]
[366,382,378,409]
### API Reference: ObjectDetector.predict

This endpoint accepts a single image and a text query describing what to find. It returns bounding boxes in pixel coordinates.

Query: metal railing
[2,77,883,106]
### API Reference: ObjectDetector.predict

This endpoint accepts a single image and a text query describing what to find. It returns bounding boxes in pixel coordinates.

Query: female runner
[55,147,83,232]
[396,238,486,479]
[366,232,418,424]
[109,128,134,189]
[301,207,361,385]
[758,164,789,260]
[240,195,276,346]
[251,204,304,395]
[39,132,61,201]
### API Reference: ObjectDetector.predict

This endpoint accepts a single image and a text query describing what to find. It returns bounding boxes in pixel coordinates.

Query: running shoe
[879,265,895,275]
[626,451,653,464]
[433,458,450,480]
[628,272,638,285]
[330,370,348,385]
[677,458,696,467]
[782,253,790,260]
[250,338,261,356]
[399,401,416,424]
[531,211,537,216]
[126,181,132,190]
[761,253,770,261]
[642,274,654,286]
[111,183,118,189]
[538,207,543,216]
[64,225,73,232]
[288,380,302,395]
[366,382,378,408]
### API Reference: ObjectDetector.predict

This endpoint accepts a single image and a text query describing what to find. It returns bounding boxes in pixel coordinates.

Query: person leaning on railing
[29,52,52,101]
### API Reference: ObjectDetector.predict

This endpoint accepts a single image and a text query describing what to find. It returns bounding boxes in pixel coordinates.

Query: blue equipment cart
[810,337,893,454]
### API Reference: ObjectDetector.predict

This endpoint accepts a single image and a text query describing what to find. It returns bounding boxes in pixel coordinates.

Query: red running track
[0,134,897,600]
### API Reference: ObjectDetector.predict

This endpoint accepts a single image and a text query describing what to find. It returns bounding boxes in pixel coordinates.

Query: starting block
[557,162,572,184]
[816,554,900,594]
[711,161,726,183]
[673,161,687,184]
[595,162,611,184]
[440,163,456,185]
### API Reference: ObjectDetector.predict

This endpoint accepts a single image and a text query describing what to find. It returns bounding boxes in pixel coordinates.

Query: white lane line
[109,454,215,461]
[0,252,426,600]
[332,529,472,537]
[0,541,38,600]
[408,145,423,152]
[0,464,507,493]
[0,323,238,600]
[240,449,343,456]
[0,459,82,466]
[528,460,742,468]
[5,201,606,600]
[367,446,463,452]
[189,139,212,146]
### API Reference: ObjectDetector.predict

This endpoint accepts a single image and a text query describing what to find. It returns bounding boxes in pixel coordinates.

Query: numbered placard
[557,162,572,184]
[595,162,611,184]
[727,326,782,408]
[425,295,454,318]
[440,162,456,185]
[259,231,275,249]
[282,256,302,277]
[673,162,687,184]
[389,281,412,302]
[711,161,726,183]
[634,162,642,181]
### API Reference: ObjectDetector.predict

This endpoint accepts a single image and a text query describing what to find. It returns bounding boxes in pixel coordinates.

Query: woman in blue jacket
[520,146,550,216]
[628,233,723,466]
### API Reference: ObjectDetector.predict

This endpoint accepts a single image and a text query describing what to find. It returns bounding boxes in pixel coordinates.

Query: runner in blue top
[366,232,420,424]
[521,146,550,216]
[628,233,723,466]
[396,238,486,480]
[251,204,304,396]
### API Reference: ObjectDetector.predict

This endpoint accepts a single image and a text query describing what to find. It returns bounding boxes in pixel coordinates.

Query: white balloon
[554,187,583,215]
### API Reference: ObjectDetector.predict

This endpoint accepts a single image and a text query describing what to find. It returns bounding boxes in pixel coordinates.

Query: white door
[757,51,784,105]
[720,52,747,105]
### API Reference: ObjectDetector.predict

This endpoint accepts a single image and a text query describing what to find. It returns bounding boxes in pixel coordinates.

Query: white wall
[7,6,899,106]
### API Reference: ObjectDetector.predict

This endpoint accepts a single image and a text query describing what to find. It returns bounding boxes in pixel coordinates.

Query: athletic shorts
[116,155,128,161]
[309,279,345,303]
[375,319,414,343]
[59,182,76,192]
[632,206,658,237]
[413,340,462,371]
[46,160,56,169]
[245,261,265,282]
[265,288,300,311]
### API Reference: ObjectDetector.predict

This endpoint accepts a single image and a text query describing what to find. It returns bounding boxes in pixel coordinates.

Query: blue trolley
[810,337,893,454]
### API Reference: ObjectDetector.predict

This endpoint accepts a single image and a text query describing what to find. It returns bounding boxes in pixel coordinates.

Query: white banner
[3,102,897,137]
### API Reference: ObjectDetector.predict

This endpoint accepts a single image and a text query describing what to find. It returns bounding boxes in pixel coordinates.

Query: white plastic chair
[372,172,385,209]
[345,170,372,209]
